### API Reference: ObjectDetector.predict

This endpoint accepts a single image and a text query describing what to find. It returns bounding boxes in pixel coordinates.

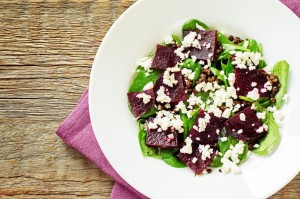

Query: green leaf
[180,58,200,71]
[253,112,280,155]
[172,34,182,45]
[180,109,199,139]
[221,59,233,76]
[182,19,210,32]
[247,39,260,52]
[193,67,201,86]
[218,136,238,154]
[217,31,249,52]
[128,66,162,92]
[239,96,254,103]
[272,60,289,109]
[196,92,209,101]
[137,120,159,157]
[210,66,228,87]
[160,149,186,168]
[210,155,222,168]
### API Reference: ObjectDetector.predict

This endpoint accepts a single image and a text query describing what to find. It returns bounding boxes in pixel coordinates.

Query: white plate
[89,0,300,198]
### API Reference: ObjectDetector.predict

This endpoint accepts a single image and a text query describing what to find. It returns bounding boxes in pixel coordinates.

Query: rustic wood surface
[0,0,298,198]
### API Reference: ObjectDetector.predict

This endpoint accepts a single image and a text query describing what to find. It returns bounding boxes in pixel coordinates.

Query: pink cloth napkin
[56,1,299,198]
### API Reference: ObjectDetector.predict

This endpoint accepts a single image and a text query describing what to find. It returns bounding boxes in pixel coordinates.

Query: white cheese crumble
[251,82,257,87]
[148,110,184,133]
[239,113,246,121]
[164,35,174,44]
[264,81,272,91]
[196,23,205,30]
[137,57,153,76]
[198,145,214,161]
[143,82,154,90]
[263,65,273,74]
[174,46,186,60]
[221,137,228,142]
[237,129,243,134]
[156,86,171,103]
[253,144,260,148]
[220,140,246,174]
[227,73,235,86]
[256,112,266,120]
[182,31,197,48]
[191,157,198,164]
[175,101,187,114]
[247,88,260,101]
[180,137,193,154]
[222,108,231,118]
[136,93,152,104]
[193,112,211,133]
[163,70,178,87]
[181,68,195,80]
[232,51,264,70]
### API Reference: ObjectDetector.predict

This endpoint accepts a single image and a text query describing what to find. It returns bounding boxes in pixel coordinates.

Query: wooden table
[0,1,299,198]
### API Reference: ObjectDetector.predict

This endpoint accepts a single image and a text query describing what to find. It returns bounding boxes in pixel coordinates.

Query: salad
[127,19,289,175]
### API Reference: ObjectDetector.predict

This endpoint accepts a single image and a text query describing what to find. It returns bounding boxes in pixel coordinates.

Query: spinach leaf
[137,120,159,157]
[218,136,238,154]
[239,96,254,103]
[217,31,249,52]
[221,59,233,76]
[253,112,280,155]
[272,60,289,109]
[210,66,228,87]
[196,92,209,101]
[247,39,260,52]
[193,67,201,86]
[172,34,182,45]
[140,107,157,119]
[180,58,200,70]
[210,155,222,168]
[128,66,162,92]
[182,19,210,32]
[180,109,199,139]
[160,149,186,168]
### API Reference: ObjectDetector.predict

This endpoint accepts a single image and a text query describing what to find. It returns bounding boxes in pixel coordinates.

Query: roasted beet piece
[153,72,187,103]
[183,30,218,61]
[234,68,270,98]
[146,120,182,148]
[224,106,267,143]
[127,89,155,118]
[151,45,179,70]
[189,110,226,146]
[177,146,216,174]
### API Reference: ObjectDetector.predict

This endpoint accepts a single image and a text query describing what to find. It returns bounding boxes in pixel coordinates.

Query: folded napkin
[56,1,299,198]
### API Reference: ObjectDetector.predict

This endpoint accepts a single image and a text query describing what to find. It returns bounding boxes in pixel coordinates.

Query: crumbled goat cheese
[264,81,272,91]
[193,112,211,133]
[182,32,197,48]
[167,133,174,140]
[187,93,203,107]
[227,73,235,86]
[251,82,257,87]
[163,70,178,87]
[263,65,273,74]
[196,23,205,30]
[148,110,184,133]
[247,88,260,101]
[174,46,186,60]
[220,140,245,174]
[243,40,249,48]
[180,137,193,154]
[175,101,187,114]
[222,108,231,119]
[257,112,266,120]
[221,137,228,142]
[198,145,214,161]
[136,93,152,104]
[256,126,264,133]
[137,57,153,76]
[191,157,198,164]
[237,129,243,134]
[164,35,174,44]
[143,82,154,90]
[165,103,171,109]
[253,144,260,148]
[273,110,284,127]
[156,86,171,103]
[232,51,263,70]
[239,113,246,121]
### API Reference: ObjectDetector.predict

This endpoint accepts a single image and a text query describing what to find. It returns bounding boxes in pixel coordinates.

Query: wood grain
[0,0,298,198]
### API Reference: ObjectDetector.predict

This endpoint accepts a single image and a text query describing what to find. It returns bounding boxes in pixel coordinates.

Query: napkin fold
[56,1,299,198]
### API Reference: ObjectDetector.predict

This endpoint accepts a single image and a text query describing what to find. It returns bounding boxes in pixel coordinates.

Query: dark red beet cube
[146,119,182,148]
[183,30,218,61]
[224,106,267,143]
[189,110,226,146]
[153,72,187,103]
[151,45,179,70]
[127,89,155,118]
[177,146,216,174]
[234,68,270,98]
